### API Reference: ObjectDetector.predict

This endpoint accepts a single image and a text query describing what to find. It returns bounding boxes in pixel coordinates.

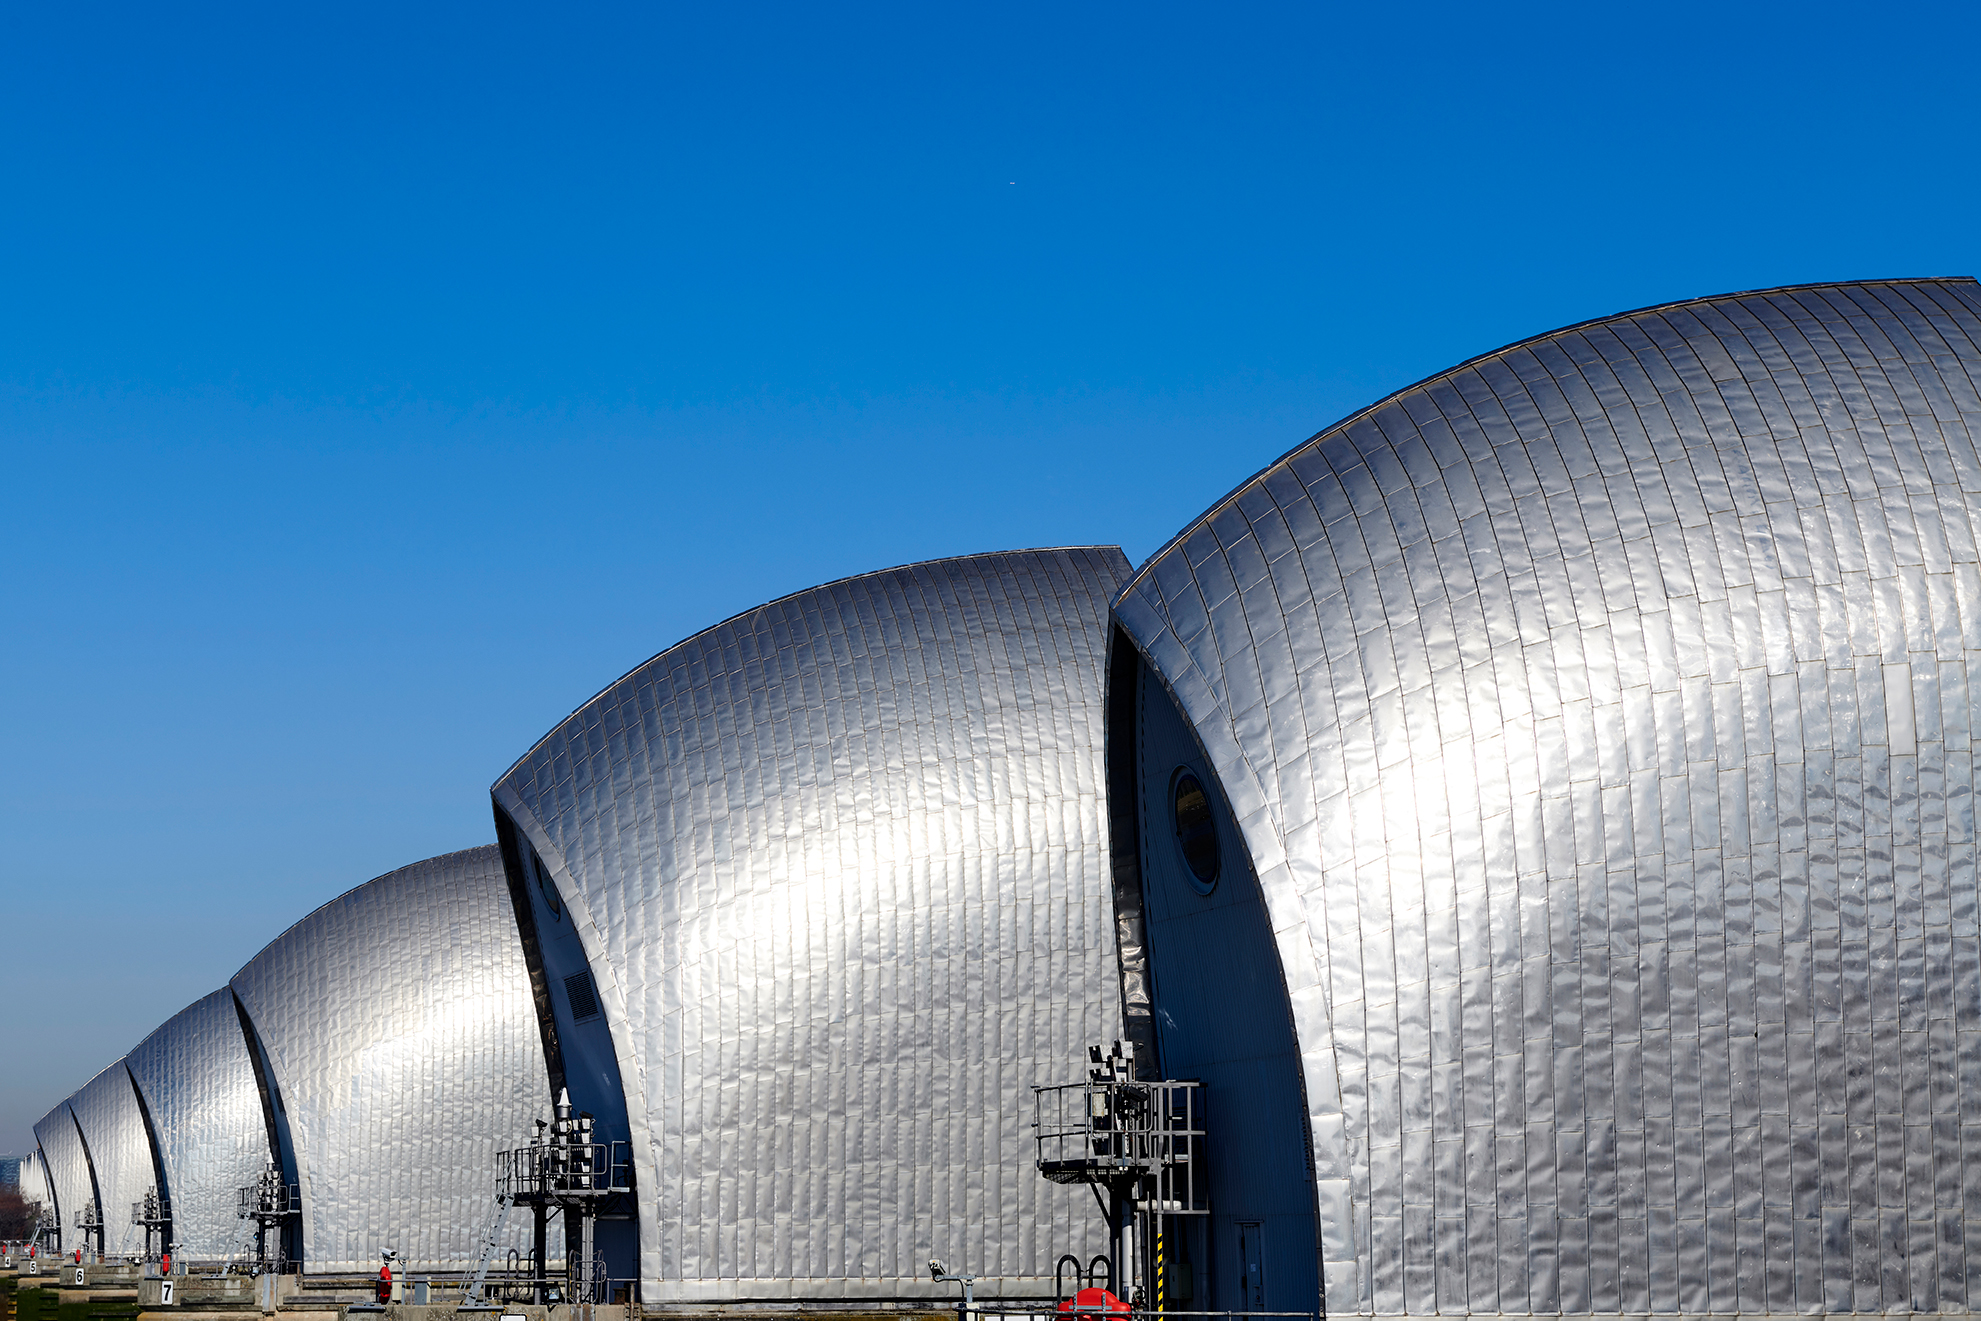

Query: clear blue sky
[5,1,1976,1155]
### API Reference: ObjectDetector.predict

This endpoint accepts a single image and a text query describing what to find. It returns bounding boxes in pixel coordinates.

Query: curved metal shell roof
[17,1149,51,1212]
[125,988,274,1259]
[1112,278,1981,1313]
[66,1062,156,1258]
[32,1101,92,1254]
[494,547,1130,1300]
[229,845,556,1274]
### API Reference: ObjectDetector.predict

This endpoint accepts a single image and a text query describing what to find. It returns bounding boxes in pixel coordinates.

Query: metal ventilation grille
[562,971,600,1022]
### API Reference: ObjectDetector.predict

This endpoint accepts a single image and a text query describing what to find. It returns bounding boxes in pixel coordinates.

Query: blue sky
[4,0,1976,1153]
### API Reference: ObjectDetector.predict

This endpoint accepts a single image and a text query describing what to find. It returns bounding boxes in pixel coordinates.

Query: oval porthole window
[1170,770,1220,893]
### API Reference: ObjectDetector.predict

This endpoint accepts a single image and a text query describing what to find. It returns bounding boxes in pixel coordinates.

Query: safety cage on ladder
[131,1186,172,1262]
[461,1091,636,1310]
[235,1162,301,1274]
[1034,1063,1208,1213]
[1033,1042,1208,1312]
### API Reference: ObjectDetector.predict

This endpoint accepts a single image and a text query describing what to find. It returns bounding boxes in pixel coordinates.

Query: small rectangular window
[564,971,601,1022]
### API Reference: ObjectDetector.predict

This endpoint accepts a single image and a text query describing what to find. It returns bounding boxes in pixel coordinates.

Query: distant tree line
[0,1191,42,1241]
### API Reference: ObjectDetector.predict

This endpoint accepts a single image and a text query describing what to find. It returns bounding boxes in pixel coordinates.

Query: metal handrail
[496,1140,634,1197]
[237,1183,300,1215]
[1033,1077,1208,1215]
[959,1310,1317,1320]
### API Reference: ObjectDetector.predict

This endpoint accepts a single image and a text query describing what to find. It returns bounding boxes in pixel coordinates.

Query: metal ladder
[459,1185,515,1308]
[220,1208,253,1274]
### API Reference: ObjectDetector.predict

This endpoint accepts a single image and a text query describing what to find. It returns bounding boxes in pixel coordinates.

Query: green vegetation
[6,1284,140,1321]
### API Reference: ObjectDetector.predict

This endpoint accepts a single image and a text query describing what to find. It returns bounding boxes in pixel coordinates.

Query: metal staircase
[458,1183,515,1310]
[220,1209,252,1273]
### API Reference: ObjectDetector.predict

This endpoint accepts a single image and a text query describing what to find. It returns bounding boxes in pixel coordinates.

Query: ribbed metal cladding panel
[66,1062,155,1258]
[493,547,1128,1301]
[1112,279,1981,1315]
[126,988,274,1258]
[33,1103,92,1253]
[229,845,560,1274]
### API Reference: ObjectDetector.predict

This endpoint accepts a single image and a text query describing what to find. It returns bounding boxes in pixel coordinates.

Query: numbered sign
[160,1280,176,1306]
[26,1258,39,1275]
[75,1266,86,1285]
